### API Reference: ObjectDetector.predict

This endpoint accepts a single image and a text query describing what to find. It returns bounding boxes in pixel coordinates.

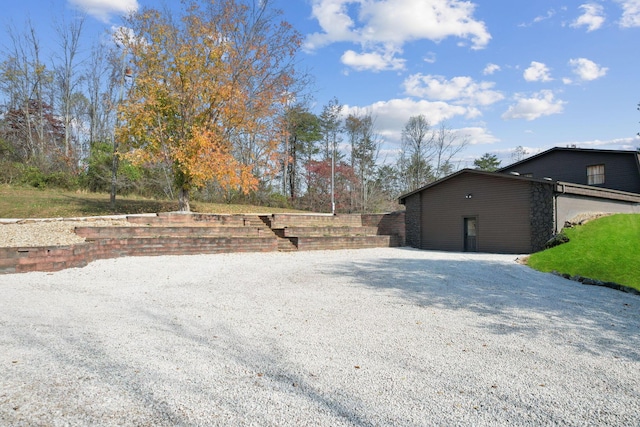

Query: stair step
[279,226,378,237]
[75,226,268,239]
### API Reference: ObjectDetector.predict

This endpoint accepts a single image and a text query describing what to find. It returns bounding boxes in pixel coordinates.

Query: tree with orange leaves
[116,0,301,211]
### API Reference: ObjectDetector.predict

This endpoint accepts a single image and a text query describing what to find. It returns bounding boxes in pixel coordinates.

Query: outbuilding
[399,169,640,254]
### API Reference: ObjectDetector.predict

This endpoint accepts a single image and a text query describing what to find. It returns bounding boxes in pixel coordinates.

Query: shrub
[544,232,569,249]
[19,166,48,189]
[45,171,80,190]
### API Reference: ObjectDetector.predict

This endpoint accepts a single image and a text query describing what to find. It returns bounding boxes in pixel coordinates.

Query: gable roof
[398,167,640,205]
[398,168,554,204]
[497,146,640,173]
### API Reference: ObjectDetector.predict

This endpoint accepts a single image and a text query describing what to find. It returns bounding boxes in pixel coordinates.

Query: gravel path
[1,248,638,426]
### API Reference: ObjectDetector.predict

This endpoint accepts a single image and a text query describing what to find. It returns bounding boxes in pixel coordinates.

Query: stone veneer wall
[529,182,555,252]
[402,193,421,248]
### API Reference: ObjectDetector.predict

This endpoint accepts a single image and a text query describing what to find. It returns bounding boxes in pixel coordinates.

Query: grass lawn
[527,214,640,291]
[0,185,307,218]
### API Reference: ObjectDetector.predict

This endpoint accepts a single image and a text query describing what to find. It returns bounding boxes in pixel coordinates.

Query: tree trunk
[178,187,191,212]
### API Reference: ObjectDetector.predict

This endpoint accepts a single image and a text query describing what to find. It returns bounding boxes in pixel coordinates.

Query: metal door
[464,217,477,252]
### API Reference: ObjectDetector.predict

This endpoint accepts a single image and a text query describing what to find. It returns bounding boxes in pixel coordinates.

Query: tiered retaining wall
[0,211,405,274]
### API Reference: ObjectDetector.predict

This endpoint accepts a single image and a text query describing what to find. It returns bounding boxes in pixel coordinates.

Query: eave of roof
[398,169,555,203]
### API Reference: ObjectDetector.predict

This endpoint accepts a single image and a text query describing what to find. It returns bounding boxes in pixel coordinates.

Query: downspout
[555,183,565,234]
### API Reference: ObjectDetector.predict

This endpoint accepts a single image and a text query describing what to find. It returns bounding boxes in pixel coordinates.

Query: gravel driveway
[1,248,638,426]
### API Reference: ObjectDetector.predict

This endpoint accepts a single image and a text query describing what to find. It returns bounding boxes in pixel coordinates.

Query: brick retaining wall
[0,211,406,274]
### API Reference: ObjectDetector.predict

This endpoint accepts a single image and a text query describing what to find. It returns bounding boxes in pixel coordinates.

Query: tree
[319,97,343,161]
[345,111,380,212]
[117,0,301,211]
[473,152,501,171]
[53,12,86,162]
[318,97,343,213]
[284,105,321,199]
[301,159,356,213]
[398,114,433,192]
[511,145,529,162]
[0,20,55,167]
[431,123,468,180]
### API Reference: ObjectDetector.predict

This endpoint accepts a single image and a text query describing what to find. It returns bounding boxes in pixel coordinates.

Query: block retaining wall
[0,212,406,274]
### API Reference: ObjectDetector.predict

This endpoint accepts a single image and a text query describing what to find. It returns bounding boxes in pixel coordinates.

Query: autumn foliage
[116,0,301,211]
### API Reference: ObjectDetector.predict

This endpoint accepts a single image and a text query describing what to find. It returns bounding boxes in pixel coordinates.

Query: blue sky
[3,0,640,167]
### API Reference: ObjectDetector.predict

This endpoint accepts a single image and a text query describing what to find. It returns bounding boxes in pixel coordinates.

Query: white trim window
[587,164,605,185]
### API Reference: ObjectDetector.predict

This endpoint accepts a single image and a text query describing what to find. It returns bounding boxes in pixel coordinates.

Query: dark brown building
[399,169,640,254]
[498,147,640,194]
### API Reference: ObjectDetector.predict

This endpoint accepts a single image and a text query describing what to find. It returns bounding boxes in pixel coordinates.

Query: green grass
[527,214,640,290]
[0,184,307,218]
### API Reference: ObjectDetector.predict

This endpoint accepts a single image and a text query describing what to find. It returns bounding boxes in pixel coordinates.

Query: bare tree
[432,123,468,180]
[345,111,380,212]
[399,114,433,191]
[511,145,529,162]
[53,12,86,162]
[0,20,54,165]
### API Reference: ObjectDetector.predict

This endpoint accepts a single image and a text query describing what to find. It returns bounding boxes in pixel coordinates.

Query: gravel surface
[0,219,130,247]
[1,248,638,426]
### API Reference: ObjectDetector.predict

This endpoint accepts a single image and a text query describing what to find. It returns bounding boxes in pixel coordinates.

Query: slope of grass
[0,185,306,218]
[527,214,640,290]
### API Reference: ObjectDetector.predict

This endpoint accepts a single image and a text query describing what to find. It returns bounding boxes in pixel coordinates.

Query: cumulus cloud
[571,3,606,31]
[403,74,504,106]
[306,0,491,71]
[523,61,553,82]
[567,58,608,82]
[344,98,469,143]
[615,0,640,27]
[68,0,139,22]
[341,48,406,72]
[455,126,500,145]
[483,63,501,75]
[347,99,498,148]
[502,90,566,121]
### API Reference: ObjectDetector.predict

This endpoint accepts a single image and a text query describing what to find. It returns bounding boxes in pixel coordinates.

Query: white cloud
[518,9,557,27]
[342,99,498,157]
[455,127,500,145]
[344,97,469,144]
[306,0,491,71]
[423,52,437,64]
[68,0,139,22]
[483,63,501,75]
[615,0,640,27]
[523,61,553,82]
[110,25,148,50]
[403,74,504,106]
[571,3,606,31]
[502,90,566,121]
[341,48,406,72]
[568,57,608,81]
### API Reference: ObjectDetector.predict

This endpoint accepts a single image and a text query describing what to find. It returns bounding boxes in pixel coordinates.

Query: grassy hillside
[527,214,640,290]
[0,185,306,218]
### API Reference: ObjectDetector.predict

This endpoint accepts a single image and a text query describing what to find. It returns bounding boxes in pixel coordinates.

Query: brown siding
[420,174,534,253]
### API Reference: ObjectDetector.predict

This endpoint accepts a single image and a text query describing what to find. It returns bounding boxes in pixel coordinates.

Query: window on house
[587,164,605,185]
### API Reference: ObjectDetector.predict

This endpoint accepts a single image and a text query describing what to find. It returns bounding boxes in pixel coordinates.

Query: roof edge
[497,146,640,172]
[398,169,555,203]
